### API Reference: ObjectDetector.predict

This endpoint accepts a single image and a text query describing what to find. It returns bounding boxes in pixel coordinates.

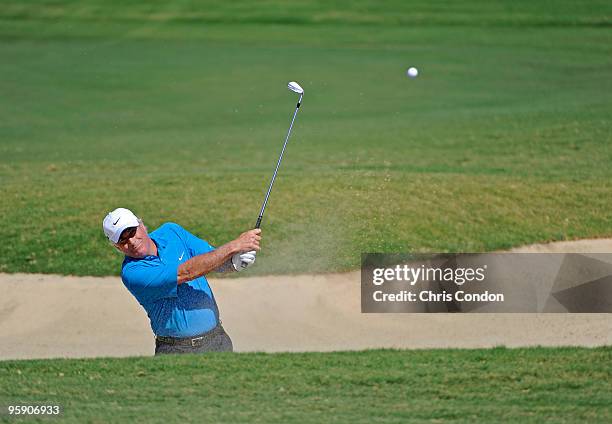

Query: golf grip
[237,216,262,269]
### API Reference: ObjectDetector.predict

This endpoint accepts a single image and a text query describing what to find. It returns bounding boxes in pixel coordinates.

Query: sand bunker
[1,238,610,360]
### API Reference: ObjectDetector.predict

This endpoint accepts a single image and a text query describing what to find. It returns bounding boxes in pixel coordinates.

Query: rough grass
[1,1,612,275]
[1,0,611,27]
[0,347,610,423]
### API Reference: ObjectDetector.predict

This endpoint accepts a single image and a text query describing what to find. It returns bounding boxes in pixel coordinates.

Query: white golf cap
[103,208,139,243]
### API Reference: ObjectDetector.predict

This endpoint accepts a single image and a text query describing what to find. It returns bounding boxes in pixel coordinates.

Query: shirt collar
[150,232,166,248]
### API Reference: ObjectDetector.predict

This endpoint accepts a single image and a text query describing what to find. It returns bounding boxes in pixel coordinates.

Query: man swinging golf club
[103,207,260,355]
[103,81,304,355]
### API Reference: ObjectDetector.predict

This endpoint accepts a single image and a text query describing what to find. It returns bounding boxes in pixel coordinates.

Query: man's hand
[232,250,256,272]
[230,229,261,254]
[229,229,261,272]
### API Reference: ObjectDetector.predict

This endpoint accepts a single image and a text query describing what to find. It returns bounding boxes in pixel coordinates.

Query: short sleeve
[122,261,178,303]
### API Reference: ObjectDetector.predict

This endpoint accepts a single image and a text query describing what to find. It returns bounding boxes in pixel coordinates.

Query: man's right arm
[177,229,261,284]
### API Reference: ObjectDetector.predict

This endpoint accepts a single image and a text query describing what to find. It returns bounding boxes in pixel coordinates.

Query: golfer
[102,207,261,355]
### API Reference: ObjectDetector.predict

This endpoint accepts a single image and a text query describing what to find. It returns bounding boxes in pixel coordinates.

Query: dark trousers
[154,324,233,355]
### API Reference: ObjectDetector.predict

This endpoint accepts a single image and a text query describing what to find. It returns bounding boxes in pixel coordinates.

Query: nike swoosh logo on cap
[179,252,184,261]
[113,218,120,225]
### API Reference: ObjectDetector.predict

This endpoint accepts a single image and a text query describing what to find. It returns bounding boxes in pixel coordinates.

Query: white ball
[407,67,418,78]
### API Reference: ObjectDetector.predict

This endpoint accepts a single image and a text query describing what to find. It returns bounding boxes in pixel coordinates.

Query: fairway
[1,1,612,276]
[1,348,610,423]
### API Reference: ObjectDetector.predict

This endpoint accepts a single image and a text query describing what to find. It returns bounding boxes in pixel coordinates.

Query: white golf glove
[232,250,256,272]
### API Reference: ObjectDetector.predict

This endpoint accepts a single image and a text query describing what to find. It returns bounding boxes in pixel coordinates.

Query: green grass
[1,1,612,275]
[0,347,610,423]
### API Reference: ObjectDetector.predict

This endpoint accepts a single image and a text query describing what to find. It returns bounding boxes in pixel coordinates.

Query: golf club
[238,81,303,269]
[255,81,304,229]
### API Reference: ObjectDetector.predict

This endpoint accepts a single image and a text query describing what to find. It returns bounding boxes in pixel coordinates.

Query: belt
[156,325,223,348]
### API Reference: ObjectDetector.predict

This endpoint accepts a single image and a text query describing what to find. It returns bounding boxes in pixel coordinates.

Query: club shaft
[256,95,303,229]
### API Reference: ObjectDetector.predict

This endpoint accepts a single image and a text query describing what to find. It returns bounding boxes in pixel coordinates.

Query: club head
[287,81,304,94]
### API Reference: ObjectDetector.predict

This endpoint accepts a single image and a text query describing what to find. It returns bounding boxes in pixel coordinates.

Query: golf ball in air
[407,67,419,78]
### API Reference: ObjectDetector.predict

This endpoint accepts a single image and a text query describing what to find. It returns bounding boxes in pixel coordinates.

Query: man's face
[114,223,154,258]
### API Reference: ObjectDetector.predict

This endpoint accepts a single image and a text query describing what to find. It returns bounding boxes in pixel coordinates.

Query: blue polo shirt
[121,222,219,338]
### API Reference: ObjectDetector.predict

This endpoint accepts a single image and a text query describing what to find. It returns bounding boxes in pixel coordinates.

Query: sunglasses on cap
[117,226,137,244]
